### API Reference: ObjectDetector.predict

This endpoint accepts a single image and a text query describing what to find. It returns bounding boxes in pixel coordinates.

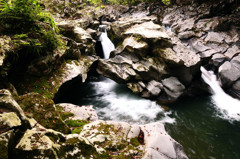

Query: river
[55,28,240,159]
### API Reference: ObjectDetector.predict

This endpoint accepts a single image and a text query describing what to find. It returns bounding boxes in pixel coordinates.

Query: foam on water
[201,66,240,121]
[94,27,174,124]
[91,78,174,124]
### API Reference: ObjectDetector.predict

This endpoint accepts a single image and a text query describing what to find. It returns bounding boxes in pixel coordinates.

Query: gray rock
[178,18,195,32]
[124,21,170,42]
[98,18,199,101]
[219,61,240,87]
[204,32,225,44]
[56,103,98,121]
[211,54,226,67]
[140,122,188,159]
[146,80,163,96]
[178,31,195,39]
[231,55,240,67]
[122,36,149,56]
[189,38,210,53]
[224,45,240,59]
[162,77,185,101]
[111,16,156,39]
[232,80,240,91]
[0,89,26,121]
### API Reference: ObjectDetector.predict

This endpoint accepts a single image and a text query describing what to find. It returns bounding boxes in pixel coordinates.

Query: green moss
[61,112,75,121]
[58,138,102,158]
[71,127,83,134]
[17,93,70,134]
[65,119,89,127]
[130,137,140,147]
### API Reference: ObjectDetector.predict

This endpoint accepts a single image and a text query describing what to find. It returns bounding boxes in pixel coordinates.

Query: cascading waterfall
[87,25,174,124]
[201,66,240,120]
[98,25,115,59]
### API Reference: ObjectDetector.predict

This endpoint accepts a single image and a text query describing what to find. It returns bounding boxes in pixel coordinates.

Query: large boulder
[56,103,98,121]
[0,89,26,121]
[219,61,240,88]
[17,92,71,134]
[0,112,21,134]
[97,19,200,103]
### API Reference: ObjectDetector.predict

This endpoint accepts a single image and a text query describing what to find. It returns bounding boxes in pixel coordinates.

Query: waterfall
[201,66,240,121]
[98,26,115,59]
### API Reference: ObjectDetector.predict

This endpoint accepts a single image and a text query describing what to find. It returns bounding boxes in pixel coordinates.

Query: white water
[99,31,115,59]
[91,78,174,124]
[201,66,240,121]
[94,29,174,124]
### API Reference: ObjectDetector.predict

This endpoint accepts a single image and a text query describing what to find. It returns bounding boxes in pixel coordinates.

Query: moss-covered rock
[13,56,97,99]
[17,92,70,134]
[15,126,65,159]
[0,112,21,133]
[79,120,143,158]
[0,89,26,120]
[0,130,14,159]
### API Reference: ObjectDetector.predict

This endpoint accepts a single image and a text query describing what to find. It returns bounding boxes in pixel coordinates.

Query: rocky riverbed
[0,0,239,158]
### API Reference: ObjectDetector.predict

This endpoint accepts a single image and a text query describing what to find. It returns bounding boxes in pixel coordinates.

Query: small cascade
[79,77,174,124]
[201,66,240,120]
[98,25,115,59]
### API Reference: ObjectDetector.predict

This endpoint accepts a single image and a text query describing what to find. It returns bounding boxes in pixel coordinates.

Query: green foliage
[0,0,62,58]
[86,0,170,5]
[65,119,89,127]
[162,0,170,5]
[130,137,140,147]
[65,119,89,134]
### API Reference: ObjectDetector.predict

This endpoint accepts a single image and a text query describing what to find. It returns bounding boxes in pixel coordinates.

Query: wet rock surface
[0,90,188,159]
[97,18,200,103]
[161,2,240,97]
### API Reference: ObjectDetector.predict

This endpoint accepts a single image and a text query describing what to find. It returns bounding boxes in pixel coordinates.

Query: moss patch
[16,92,70,134]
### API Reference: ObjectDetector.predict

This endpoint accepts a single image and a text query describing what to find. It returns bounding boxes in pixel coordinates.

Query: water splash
[91,78,174,124]
[99,31,115,59]
[201,66,240,121]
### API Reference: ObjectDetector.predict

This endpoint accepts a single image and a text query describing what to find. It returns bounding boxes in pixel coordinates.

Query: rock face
[161,2,240,98]
[97,18,200,103]
[56,103,98,121]
[0,89,188,159]
[57,20,96,56]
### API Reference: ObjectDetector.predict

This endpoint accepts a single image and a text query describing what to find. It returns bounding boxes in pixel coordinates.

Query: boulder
[231,55,240,67]
[57,20,96,56]
[56,103,98,121]
[162,77,186,102]
[146,80,163,96]
[15,126,66,158]
[17,92,71,134]
[141,122,188,159]
[98,19,200,102]
[111,16,157,39]
[0,112,21,133]
[218,61,240,88]
[224,45,240,59]
[0,89,26,120]
[124,21,170,41]
[211,54,226,67]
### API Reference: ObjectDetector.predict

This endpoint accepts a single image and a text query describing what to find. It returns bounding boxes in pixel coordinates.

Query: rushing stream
[57,29,240,158]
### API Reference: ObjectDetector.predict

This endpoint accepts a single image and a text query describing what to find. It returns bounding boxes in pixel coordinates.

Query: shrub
[0,0,62,57]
